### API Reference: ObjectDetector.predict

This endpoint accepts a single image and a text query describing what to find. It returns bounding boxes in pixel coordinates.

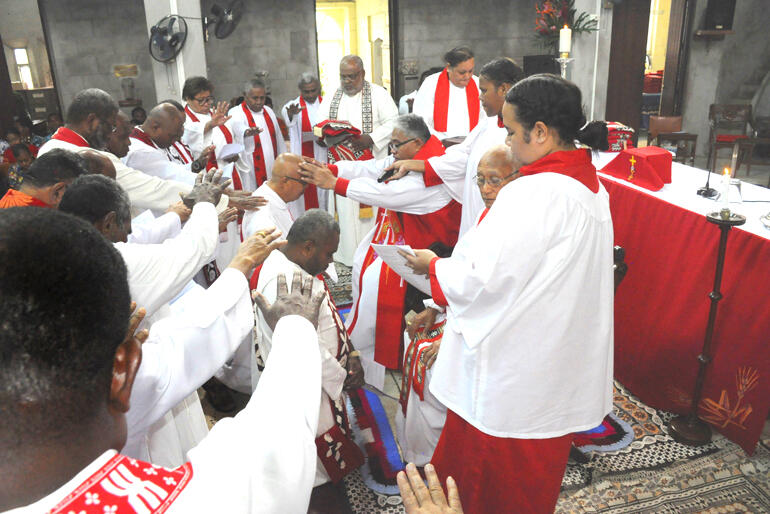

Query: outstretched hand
[298,161,337,190]
[397,463,463,514]
[286,102,304,121]
[383,159,426,182]
[208,101,232,129]
[228,227,286,277]
[181,168,231,208]
[253,271,326,331]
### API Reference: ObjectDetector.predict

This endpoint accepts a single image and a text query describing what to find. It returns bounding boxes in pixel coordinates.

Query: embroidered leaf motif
[700,366,759,430]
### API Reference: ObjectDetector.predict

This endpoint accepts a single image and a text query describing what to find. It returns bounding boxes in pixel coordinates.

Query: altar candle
[559,25,572,53]
[721,167,731,207]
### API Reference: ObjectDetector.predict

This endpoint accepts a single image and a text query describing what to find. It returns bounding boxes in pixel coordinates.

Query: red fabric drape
[601,176,770,454]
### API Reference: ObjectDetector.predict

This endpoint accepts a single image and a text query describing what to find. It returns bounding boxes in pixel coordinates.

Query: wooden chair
[707,104,753,175]
[649,116,698,166]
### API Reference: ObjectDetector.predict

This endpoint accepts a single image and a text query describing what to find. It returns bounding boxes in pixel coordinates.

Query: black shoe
[203,378,236,413]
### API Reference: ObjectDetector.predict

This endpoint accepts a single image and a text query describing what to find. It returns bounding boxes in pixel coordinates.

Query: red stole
[299,96,322,210]
[185,104,210,123]
[206,125,243,191]
[172,141,193,164]
[51,127,89,147]
[519,149,600,193]
[347,136,448,369]
[130,127,160,150]
[478,207,490,224]
[0,189,50,208]
[49,453,193,514]
[241,102,277,187]
[433,69,480,133]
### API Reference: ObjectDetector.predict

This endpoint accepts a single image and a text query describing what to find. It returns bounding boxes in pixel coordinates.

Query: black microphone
[697,168,718,199]
[378,169,396,183]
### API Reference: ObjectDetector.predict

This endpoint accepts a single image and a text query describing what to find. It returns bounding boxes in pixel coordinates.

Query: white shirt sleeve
[115,202,219,318]
[179,316,321,514]
[182,116,212,159]
[128,211,183,244]
[125,145,198,185]
[334,156,393,180]
[370,85,399,154]
[281,99,301,128]
[341,174,452,215]
[412,73,437,133]
[108,152,193,215]
[125,268,253,443]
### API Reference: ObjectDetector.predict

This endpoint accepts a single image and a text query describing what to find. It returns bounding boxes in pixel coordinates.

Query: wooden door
[605,0,652,133]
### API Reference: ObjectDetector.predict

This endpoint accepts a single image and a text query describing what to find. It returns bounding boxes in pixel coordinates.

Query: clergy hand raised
[218,206,238,233]
[228,227,286,277]
[244,126,263,138]
[205,101,232,132]
[298,161,337,190]
[254,271,326,331]
[397,463,464,514]
[400,248,437,276]
[285,102,304,122]
[165,201,192,223]
[181,168,232,208]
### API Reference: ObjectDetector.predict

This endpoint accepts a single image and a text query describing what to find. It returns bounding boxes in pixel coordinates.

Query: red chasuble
[343,136,460,369]
[241,102,277,187]
[0,189,50,208]
[432,69,481,133]
[299,96,322,210]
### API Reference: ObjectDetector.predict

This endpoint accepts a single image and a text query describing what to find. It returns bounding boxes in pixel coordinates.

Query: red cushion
[716,134,749,143]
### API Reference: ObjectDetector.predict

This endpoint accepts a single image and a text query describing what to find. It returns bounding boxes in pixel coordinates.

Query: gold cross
[628,156,636,181]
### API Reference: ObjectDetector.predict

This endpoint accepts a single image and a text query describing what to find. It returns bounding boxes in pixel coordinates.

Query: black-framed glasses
[475,171,519,187]
[193,95,215,104]
[388,138,417,152]
[284,176,307,185]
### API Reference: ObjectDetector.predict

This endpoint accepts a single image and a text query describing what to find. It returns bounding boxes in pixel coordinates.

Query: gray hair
[287,209,340,246]
[394,114,431,143]
[243,78,267,94]
[340,55,364,71]
[66,88,119,124]
[298,72,320,88]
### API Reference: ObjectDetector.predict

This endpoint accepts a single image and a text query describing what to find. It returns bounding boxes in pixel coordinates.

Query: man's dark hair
[287,209,340,246]
[23,149,88,188]
[394,114,431,143]
[182,76,214,101]
[0,207,130,442]
[131,106,146,117]
[443,47,474,67]
[59,174,131,227]
[4,127,20,138]
[10,143,31,160]
[480,58,525,88]
[420,67,444,86]
[66,88,119,125]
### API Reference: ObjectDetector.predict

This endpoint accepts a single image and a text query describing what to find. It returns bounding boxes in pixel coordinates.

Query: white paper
[371,244,432,295]
[218,142,244,161]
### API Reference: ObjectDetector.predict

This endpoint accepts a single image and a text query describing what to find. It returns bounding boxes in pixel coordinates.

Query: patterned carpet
[341,381,770,513]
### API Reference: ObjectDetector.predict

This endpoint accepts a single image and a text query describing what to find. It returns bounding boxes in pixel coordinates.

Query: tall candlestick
[721,167,731,209]
[559,25,572,53]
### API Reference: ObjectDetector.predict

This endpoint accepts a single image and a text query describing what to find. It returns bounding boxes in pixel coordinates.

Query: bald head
[476,145,520,208]
[107,111,131,158]
[268,153,307,203]
[142,103,184,148]
[81,149,116,179]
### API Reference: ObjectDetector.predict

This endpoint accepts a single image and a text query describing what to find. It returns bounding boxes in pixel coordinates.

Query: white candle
[721,167,731,207]
[559,25,572,53]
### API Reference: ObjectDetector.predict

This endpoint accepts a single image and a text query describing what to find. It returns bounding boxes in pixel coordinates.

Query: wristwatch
[191,160,203,173]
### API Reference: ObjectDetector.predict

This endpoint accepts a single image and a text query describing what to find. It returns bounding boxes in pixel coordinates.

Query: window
[14,48,34,89]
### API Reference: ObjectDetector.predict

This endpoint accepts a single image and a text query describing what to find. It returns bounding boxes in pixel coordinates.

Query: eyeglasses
[284,175,307,185]
[388,138,417,152]
[475,171,519,187]
[193,95,215,104]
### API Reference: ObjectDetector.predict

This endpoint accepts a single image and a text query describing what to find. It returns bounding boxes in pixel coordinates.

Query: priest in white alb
[402,75,614,514]
[317,55,399,266]
[412,47,483,141]
[281,73,328,214]
[181,76,231,159]
[222,78,286,192]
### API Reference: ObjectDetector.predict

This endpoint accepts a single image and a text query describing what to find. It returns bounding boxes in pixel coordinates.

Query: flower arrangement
[534,0,598,52]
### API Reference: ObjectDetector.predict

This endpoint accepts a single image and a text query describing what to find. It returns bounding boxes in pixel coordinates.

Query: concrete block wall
[201,0,319,113]
[40,0,157,116]
[395,0,541,97]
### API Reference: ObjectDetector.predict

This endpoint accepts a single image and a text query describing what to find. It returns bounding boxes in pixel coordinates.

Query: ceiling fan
[205,0,245,41]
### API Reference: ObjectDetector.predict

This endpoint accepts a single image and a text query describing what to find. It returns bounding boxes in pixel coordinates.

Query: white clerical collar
[6,450,117,514]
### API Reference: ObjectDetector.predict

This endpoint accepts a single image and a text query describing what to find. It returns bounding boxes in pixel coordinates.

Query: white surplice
[4,316,321,514]
[38,137,195,217]
[429,173,615,438]
[128,210,182,245]
[318,84,398,266]
[281,96,329,216]
[254,250,348,487]
[123,268,253,465]
[182,106,212,159]
[224,104,286,192]
[424,115,505,238]
[332,156,457,391]
[125,128,198,185]
[241,182,295,241]
[412,72,483,140]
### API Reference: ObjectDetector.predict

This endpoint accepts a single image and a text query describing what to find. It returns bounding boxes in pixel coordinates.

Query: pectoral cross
[628,156,636,181]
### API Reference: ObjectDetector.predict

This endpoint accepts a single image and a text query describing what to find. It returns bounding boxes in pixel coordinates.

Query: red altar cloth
[601,175,770,454]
